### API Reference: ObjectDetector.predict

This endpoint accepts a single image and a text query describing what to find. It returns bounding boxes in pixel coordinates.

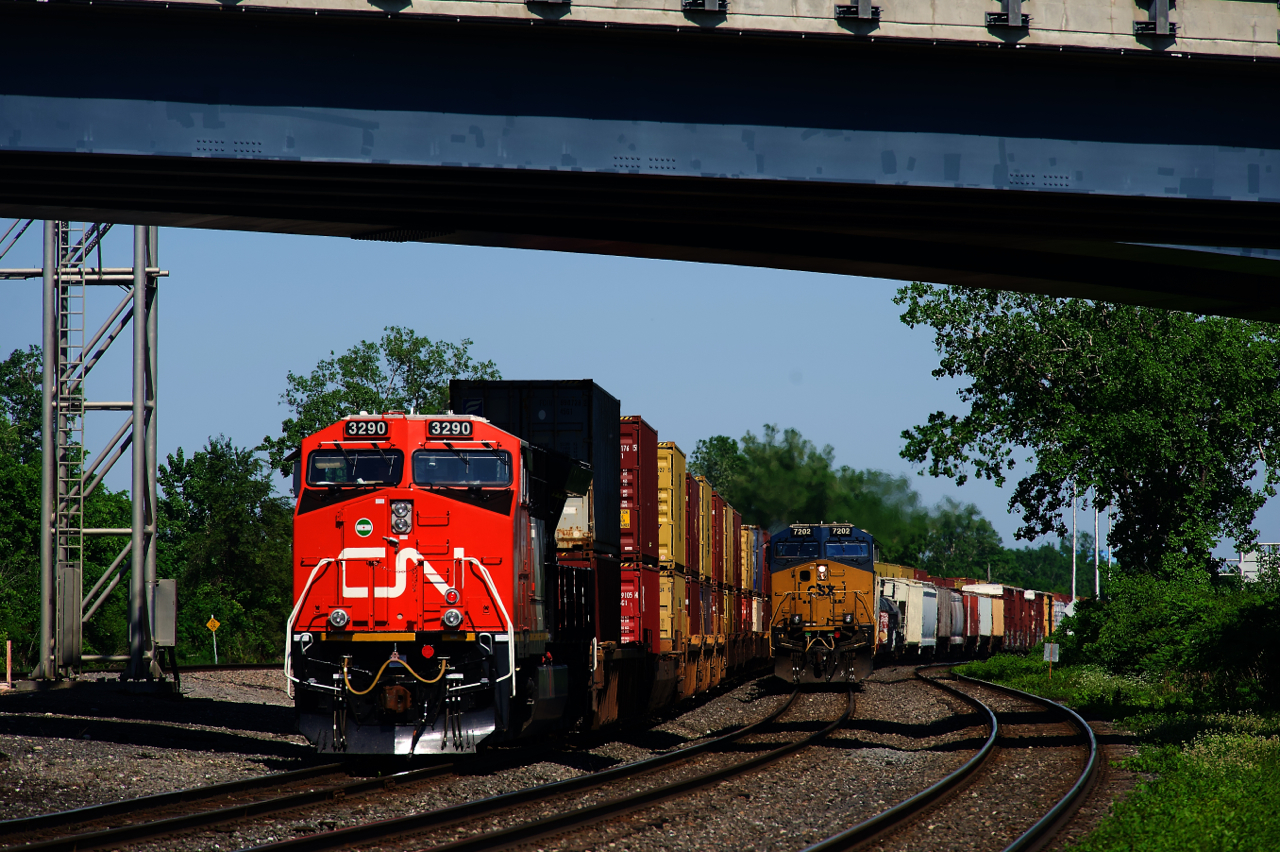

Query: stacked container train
[767,529,1070,683]
[285,379,770,756]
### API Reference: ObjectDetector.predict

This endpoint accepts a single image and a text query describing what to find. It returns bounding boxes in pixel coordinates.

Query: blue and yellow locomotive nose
[770,523,877,683]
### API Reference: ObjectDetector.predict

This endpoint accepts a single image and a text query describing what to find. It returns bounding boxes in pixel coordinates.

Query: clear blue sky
[0,222,1269,558]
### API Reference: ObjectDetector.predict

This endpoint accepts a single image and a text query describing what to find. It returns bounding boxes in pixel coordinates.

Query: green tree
[920,498,1006,579]
[0,345,41,464]
[895,283,1280,579]
[159,436,293,662]
[689,435,745,493]
[262,327,500,477]
[692,426,938,564]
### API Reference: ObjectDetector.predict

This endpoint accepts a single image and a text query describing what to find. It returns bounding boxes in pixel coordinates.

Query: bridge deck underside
[3,2,1280,317]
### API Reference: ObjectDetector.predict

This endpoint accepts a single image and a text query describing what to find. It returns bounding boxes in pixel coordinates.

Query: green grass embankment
[954,654,1280,852]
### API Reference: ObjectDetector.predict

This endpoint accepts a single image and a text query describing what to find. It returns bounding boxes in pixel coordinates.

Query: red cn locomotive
[287,412,589,755]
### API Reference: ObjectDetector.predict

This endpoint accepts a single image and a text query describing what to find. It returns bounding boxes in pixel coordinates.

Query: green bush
[955,656,1188,716]
[1058,572,1280,712]
[1069,731,1280,852]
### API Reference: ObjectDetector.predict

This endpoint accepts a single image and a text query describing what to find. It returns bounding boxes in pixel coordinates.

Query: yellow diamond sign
[206,616,221,632]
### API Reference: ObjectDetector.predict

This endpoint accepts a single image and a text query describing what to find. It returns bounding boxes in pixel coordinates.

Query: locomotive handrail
[463,556,517,697]
[284,558,334,697]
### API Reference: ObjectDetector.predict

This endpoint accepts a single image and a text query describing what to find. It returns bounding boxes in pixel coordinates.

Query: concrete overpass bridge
[3,0,1280,316]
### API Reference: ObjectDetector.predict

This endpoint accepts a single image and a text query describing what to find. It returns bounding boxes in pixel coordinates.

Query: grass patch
[958,652,1280,851]
[954,652,1190,716]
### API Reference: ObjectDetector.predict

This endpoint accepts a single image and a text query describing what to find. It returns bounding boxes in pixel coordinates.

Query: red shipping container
[710,491,725,588]
[963,592,981,642]
[687,577,702,638]
[619,416,659,565]
[739,591,751,633]
[685,474,701,577]
[620,564,661,648]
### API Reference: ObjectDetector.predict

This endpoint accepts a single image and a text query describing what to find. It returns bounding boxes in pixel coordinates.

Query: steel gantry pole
[126,225,153,681]
[35,222,56,679]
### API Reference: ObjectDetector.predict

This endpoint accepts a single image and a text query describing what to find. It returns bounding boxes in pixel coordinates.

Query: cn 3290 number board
[428,420,474,438]
[345,420,389,437]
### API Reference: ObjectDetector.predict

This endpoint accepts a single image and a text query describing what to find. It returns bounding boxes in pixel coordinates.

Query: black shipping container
[450,379,621,556]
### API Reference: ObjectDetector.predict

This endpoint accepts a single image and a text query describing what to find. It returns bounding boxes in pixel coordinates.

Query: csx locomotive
[770,523,878,683]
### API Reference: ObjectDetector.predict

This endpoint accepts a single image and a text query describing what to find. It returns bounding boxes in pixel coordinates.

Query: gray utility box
[150,579,177,647]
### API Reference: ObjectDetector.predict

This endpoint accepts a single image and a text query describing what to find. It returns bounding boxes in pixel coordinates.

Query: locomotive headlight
[843,613,854,625]
[442,608,464,629]
[790,614,803,625]
[444,588,461,605]
[391,500,412,518]
[391,515,412,534]
[328,608,350,629]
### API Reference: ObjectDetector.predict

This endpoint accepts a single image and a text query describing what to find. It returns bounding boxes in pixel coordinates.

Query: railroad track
[0,683,799,852]
[242,687,848,852]
[0,760,455,851]
[802,667,1098,852]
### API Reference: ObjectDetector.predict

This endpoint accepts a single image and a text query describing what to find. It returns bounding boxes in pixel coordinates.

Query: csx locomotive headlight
[390,501,413,533]
[328,608,350,629]
[790,614,803,625]
[444,588,461,605]
[442,608,464,629]
[843,613,854,625]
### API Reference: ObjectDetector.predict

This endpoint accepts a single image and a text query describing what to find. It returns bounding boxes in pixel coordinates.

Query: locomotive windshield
[774,541,819,559]
[306,449,404,487]
[413,450,513,487]
[825,542,869,557]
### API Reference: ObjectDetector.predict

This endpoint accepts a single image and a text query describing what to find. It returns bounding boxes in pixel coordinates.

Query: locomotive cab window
[413,450,513,487]
[799,570,812,582]
[775,541,819,559]
[825,542,870,558]
[306,450,404,487]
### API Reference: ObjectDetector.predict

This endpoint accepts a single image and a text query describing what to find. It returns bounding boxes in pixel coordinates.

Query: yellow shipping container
[659,568,686,653]
[874,562,916,580]
[657,442,686,570]
[740,526,758,591]
[721,589,731,637]
[695,475,714,583]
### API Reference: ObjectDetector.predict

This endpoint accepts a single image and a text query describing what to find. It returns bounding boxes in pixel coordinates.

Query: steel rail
[958,675,1101,852]
[0,763,344,836]
[801,668,1099,852]
[0,762,456,852]
[248,689,803,852]
[418,689,856,852]
[799,669,1000,852]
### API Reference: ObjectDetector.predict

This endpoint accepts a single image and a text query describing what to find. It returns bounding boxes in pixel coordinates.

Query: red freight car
[619,416,659,649]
